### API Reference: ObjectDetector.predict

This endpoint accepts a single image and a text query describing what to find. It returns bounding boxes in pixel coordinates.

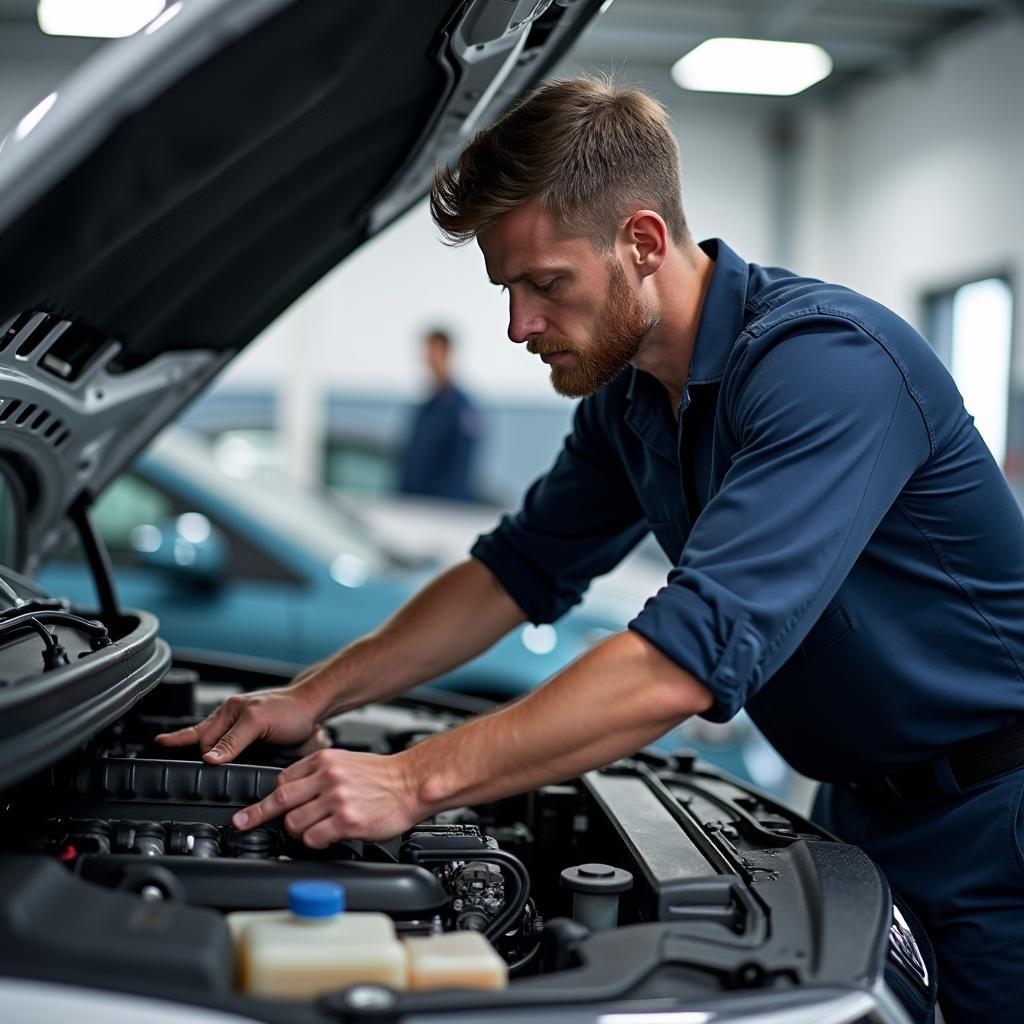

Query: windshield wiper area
[0,608,113,675]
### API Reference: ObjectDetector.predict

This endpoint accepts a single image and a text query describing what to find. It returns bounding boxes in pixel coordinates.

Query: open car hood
[0,0,605,576]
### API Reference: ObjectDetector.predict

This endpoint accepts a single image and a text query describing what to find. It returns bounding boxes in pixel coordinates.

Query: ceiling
[575,0,1020,98]
[0,0,1018,98]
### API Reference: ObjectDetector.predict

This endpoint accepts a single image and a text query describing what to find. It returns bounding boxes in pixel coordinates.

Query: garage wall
[791,14,1024,368]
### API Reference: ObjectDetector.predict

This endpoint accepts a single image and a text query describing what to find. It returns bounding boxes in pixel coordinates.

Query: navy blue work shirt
[471,239,1024,781]
[398,383,481,502]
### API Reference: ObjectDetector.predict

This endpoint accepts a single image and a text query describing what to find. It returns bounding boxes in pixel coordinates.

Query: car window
[324,439,397,495]
[63,472,302,586]
[156,432,386,571]
[214,428,398,497]
[92,474,174,559]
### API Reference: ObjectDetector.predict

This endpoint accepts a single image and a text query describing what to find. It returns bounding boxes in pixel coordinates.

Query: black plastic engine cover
[24,755,281,823]
[74,854,449,917]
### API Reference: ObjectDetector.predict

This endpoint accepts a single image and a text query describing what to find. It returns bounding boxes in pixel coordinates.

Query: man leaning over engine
[160,77,1024,1023]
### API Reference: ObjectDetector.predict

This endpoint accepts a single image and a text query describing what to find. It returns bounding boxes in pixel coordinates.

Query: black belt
[848,719,1024,806]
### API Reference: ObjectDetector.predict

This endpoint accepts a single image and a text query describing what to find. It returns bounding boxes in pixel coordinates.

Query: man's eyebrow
[489,266,571,286]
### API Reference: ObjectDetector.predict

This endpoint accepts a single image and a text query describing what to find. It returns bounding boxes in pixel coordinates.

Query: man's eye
[534,279,559,294]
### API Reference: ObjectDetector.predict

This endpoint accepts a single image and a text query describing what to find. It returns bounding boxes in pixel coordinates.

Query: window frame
[922,267,1018,472]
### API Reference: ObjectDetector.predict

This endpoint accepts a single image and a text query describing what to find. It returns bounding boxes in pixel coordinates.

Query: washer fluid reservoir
[227,881,407,999]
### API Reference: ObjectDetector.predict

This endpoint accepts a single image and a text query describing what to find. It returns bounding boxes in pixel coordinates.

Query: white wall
[792,14,1024,385]
[218,63,784,402]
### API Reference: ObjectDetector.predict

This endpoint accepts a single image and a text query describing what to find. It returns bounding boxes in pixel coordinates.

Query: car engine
[5,679,543,965]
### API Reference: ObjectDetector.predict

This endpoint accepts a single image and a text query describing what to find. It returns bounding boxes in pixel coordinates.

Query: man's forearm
[399,630,714,814]
[298,557,527,718]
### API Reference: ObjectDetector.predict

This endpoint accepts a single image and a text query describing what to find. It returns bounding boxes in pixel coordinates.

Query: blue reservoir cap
[288,881,345,918]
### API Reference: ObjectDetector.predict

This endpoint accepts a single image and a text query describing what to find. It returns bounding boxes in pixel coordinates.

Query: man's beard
[529,261,658,398]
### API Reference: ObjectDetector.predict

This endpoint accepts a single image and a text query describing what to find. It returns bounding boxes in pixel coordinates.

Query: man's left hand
[232,748,422,846]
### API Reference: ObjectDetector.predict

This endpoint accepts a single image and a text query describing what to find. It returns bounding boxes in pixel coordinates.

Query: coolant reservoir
[228,881,407,999]
[404,931,508,990]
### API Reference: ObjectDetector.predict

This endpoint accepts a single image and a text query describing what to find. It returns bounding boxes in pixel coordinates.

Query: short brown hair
[430,75,688,248]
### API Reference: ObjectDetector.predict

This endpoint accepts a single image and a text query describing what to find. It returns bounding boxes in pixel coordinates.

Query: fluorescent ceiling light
[671,37,833,96]
[38,0,166,38]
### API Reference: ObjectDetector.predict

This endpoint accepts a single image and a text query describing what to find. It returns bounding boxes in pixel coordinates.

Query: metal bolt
[140,885,164,901]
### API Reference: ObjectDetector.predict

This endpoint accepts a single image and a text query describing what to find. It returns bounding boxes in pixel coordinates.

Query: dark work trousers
[813,771,1024,1023]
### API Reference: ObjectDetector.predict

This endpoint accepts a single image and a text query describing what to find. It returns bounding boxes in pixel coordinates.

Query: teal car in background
[39,429,621,698]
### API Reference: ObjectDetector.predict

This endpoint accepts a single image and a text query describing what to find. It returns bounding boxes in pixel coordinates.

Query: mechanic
[397,327,482,503]
[159,77,1024,1021]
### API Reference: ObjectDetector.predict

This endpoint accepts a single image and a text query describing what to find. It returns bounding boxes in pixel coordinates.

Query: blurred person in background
[397,328,482,502]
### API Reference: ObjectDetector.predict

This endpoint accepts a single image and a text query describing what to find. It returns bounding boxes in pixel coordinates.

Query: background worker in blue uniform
[159,77,1024,1021]
[397,328,482,502]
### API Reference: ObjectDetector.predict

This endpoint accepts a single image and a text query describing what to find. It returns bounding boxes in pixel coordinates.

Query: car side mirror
[130,513,227,588]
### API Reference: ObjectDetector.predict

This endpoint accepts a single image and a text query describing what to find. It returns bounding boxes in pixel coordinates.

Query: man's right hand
[155,685,323,765]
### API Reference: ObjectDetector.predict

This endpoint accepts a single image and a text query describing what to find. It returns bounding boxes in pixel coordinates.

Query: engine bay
[0,609,934,1022]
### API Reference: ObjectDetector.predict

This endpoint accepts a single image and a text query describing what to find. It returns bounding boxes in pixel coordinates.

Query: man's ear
[622,210,668,279]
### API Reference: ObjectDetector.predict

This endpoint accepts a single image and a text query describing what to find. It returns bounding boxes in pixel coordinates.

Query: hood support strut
[69,495,119,621]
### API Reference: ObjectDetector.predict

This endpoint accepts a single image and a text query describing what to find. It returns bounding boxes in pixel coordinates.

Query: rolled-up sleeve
[471,394,648,624]
[630,319,932,721]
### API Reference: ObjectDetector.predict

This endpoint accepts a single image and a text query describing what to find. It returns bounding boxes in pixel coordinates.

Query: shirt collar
[625,237,750,405]
[687,237,749,385]
[621,239,749,463]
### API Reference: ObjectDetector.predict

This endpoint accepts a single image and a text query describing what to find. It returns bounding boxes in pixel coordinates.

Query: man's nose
[507,297,545,345]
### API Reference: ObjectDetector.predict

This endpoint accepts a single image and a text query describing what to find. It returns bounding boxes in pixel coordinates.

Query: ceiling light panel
[672,37,833,96]
[38,0,167,39]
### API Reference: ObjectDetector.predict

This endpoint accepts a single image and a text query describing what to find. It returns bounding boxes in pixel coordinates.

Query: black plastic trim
[68,495,120,619]
[0,609,169,789]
